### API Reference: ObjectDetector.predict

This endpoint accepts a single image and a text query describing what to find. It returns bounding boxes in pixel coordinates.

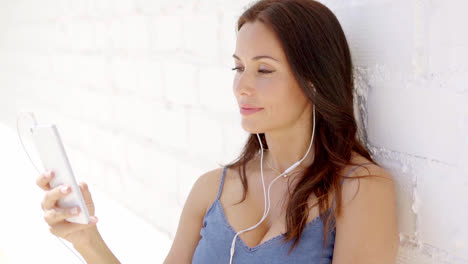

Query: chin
[240,119,266,134]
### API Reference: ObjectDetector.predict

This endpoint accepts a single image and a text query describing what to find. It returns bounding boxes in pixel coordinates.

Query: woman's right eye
[231,67,273,74]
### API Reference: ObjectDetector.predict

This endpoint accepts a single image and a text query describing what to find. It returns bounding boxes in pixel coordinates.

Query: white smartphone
[30,124,90,224]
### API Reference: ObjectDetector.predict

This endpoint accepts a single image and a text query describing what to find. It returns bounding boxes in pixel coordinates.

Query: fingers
[41,183,71,211]
[36,170,54,191]
[37,170,99,244]
[44,206,81,226]
[79,182,92,203]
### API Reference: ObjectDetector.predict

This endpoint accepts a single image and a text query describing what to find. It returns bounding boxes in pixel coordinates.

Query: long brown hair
[221,0,380,260]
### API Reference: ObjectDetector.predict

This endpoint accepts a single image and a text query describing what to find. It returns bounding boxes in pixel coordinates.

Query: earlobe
[312,85,317,93]
[308,81,317,93]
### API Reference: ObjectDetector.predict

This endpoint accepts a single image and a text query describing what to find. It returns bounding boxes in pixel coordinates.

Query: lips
[240,104,262,109]
[240,107,263,115]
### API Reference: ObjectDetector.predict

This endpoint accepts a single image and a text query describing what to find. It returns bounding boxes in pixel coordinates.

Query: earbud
[229,104,316,264]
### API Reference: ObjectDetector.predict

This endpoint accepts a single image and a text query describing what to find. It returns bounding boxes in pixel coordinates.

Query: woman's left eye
[231,66,274,74]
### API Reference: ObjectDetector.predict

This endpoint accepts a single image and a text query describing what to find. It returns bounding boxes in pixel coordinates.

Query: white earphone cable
[229,104,316,263]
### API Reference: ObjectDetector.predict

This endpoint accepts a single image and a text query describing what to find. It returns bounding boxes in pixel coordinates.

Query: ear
[308,81,317,93]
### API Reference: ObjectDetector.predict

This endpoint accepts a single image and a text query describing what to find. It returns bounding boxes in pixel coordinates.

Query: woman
[36,0,398,263]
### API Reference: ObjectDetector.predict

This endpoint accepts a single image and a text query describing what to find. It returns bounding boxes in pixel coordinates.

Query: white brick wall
[1,0,467,263]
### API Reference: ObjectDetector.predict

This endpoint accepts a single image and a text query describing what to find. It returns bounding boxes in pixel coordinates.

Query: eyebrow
[232,54,279,62]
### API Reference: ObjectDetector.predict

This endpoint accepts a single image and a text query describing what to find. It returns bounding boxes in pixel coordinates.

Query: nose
[233,72,254,97]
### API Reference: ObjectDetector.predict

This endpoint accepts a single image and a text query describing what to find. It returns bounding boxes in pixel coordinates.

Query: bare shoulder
[193,167,225,213]
[333,155,398,263]
[194,167,224,189]
[340,157,395,206]
[163,167,225,264]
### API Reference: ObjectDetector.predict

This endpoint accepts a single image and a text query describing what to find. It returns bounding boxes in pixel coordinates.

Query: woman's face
[232,20,311,134]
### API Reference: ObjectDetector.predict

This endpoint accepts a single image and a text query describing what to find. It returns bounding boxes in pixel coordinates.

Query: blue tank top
[192,163,373,264]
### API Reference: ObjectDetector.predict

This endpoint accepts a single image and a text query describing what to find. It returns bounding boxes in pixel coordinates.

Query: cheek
[256,79,291,116]
[263,79,306,121]
[256,78,279,106]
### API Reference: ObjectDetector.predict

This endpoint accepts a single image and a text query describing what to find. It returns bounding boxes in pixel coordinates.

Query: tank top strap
[332,162,374,210]
[215,166,228,201]
[339,162,374,185]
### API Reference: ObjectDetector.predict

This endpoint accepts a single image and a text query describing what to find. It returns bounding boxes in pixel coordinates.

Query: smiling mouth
[240,107,263,115]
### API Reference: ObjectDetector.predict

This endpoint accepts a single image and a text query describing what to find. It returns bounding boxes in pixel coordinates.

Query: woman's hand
[36,169,99,247]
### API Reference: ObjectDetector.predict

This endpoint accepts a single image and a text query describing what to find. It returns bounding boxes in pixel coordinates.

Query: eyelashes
[231,67,274,74]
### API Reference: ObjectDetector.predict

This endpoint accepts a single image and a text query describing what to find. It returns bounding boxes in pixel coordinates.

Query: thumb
[79,182,95,215]
[79,182,93,202]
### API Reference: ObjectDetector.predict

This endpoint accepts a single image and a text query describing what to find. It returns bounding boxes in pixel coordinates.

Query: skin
[232,21,316,177]
[164,20,398,263]
[36,170,120,263]
[36,170,98,245]
[226,20,323,246]
[36,20,398,264]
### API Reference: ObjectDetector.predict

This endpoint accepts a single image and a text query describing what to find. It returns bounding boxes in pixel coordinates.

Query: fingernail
[46,170,53,178]
[60,185,69,194]
[90,216,98,223]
